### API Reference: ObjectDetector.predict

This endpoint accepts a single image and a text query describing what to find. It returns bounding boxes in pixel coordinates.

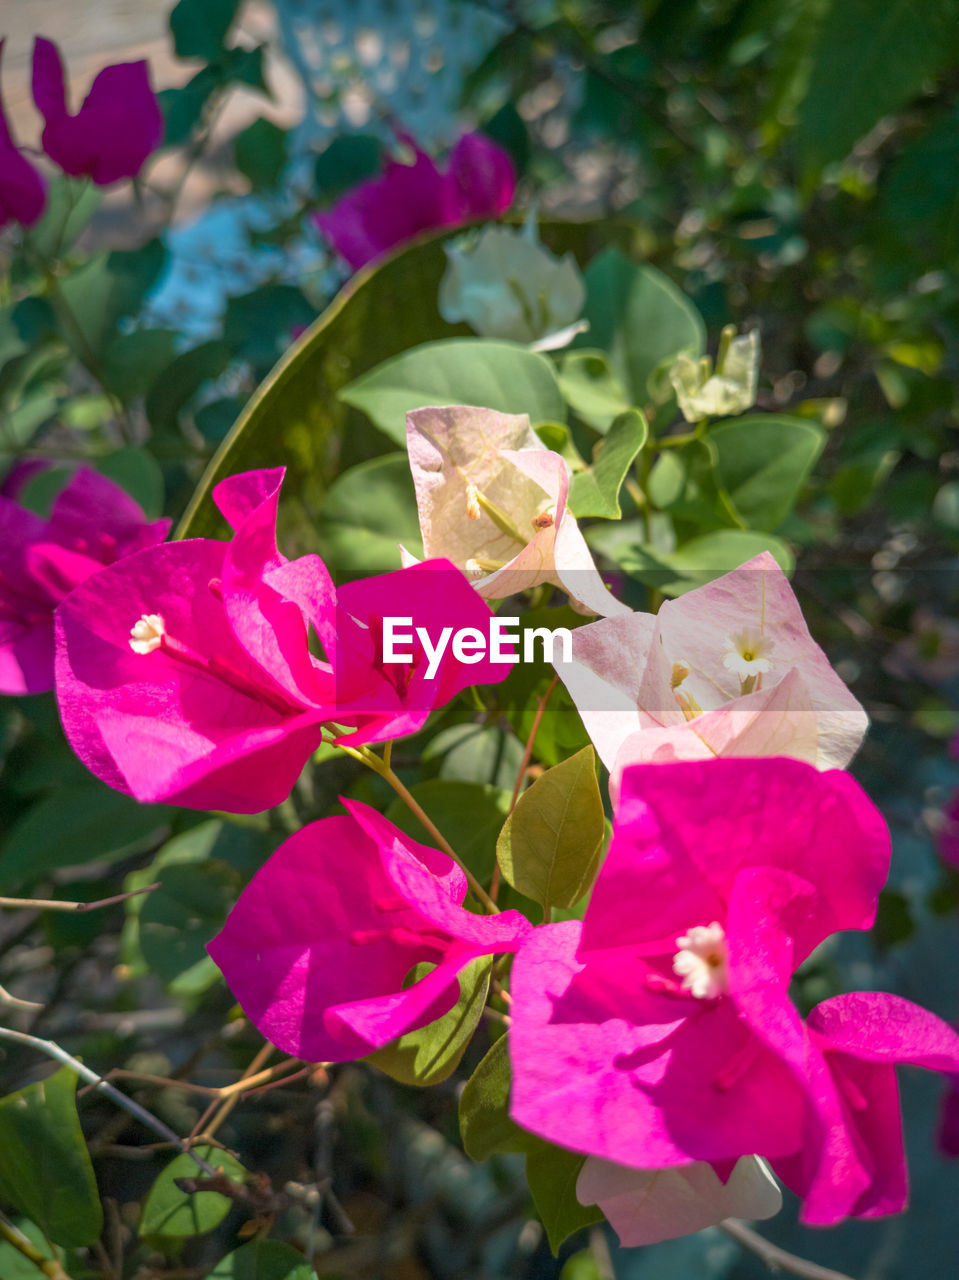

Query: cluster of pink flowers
[7,421,957,1246]
[314,133,515,271]
[0,37,162,229]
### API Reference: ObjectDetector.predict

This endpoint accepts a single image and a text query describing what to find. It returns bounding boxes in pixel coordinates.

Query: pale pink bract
[554,552,867,792]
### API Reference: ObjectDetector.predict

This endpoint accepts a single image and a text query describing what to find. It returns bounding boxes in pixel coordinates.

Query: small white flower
[438,215,586,346]
[129,613,165,654]
[670,326,760,423]
[722,630,773,680]
[672,922,728,999]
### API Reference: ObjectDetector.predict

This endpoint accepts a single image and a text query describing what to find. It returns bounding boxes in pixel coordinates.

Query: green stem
[336,743,499,914]
[0,1211,73,1280]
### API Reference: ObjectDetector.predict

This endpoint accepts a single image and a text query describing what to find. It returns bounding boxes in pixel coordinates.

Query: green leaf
[94,446,166,517]
[557,349,631,432]
[339,339,567,445]
[234,118,289,190]
[385,781,511,886]
[459,1035,536,1161]
[576,250,705,409]
[422,724,525,790]
[368,957,492,1086]
[620,528,795,597]
[0,785,171,890]
[0,1067,102,1247]
[314,134,385,200]
[0,1219,60,1279]
[102,328,180,403]
[145,338,232,433]
[23,176,102,260]
[568,409,648,519]
[222,285,316,371]
[314,454,422,572]
[170,0,240,59]
[209,1240,317,1280]
[496,746,604,914]
[795,0,958,182]
[140,1145,245,1239]
[139,860,239,994]
[526,1144,602,1255]
[57,240,167,357]
[710,415,826,531]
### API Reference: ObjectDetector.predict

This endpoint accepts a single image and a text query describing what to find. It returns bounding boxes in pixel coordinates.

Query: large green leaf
[526,1145,602,1255]
[140,1145,246,1239]
[569,409,648,519]
[340,338,567,445]
[795,0,958,182]
[422,724,525,790]
[576,250,705,412]
[496,747,604,914]
[176,236,467,543]
[209,1240,317,1280]
[368,957,492,1086]
[0,785,171,889]
[314,453,422,572]
[0,1068,102,1247]
[710,415,826,531]
[57,240,167,358]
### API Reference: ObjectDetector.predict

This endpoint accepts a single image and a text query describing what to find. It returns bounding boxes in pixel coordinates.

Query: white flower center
[129,613,166,654]
[722,631,773,684]
[672,922,728,999]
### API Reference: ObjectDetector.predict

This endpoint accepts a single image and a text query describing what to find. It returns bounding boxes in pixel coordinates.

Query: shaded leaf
[526,1144,602,1255]
[170,0,240,59]
[385,781,511,886]
[368,957,492,1086]
[139,860,239,993]
[0,1068,102,1247]
[209,1240,317,1280]
[576,251,705,410]
[796,0,958,181]
[0,785,171,890]
[710,415,825,531]
[235,118,289,190]
[459,1035,536,1161]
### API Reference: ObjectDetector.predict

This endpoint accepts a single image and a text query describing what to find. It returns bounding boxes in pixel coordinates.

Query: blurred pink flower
[55,468,509,811]
[32,37,163,185]
[0,466,168,695]
[207,799,531,1061]
[509,757,959,1224]
[314,133,515,270]
[555,552,867,793]
[0,40,46,228]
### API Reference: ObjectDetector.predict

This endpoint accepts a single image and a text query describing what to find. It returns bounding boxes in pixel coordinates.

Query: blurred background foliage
[2,0,959,1277]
